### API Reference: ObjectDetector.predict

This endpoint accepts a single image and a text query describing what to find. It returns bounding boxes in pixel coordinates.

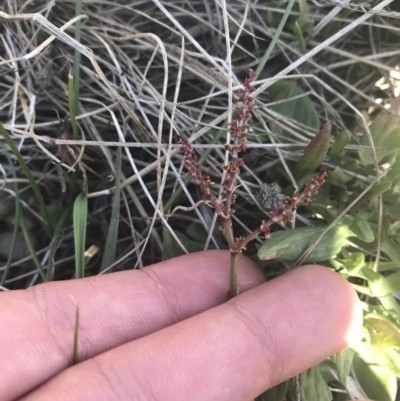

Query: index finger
[0,250,264,401]
[21,264,363,401]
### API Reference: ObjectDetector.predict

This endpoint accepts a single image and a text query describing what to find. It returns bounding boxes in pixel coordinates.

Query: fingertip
[297,264,363,349]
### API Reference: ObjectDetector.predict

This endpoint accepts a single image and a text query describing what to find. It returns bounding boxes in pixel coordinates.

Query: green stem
[229,252,239,299]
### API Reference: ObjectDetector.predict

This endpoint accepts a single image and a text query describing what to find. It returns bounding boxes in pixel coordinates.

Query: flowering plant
[180,70,327,298]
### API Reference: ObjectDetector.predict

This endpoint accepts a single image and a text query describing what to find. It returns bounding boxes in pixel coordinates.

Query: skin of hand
[0,250,364,401]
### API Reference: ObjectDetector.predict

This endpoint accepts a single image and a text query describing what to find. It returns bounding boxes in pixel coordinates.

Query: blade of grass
[46,206,73,282]
[0,122,53,236]
[254,0,296,79]
[73,192,88,279]
[100,147,121,272]
[20,209,46,281]
[68,74,80,139]
[0,142,22,285]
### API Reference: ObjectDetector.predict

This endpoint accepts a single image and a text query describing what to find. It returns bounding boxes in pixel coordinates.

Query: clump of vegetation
[1,1,400,400]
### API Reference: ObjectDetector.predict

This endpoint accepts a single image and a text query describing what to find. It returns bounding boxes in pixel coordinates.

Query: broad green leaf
[370,180,392,200]
[300,365,332,401]
[353,343,400,378]
[386,154,400,183]
[381,230,400,266]
[73,193,88,279]
[326,167,351,188]
[364,314,400,348]
[369,271,400,298]
[296,0,314,34]
[257,225,353,263]
[295,122,331,179]
[299,0,311,14]
[382,127,400,158]
[340,252,365,273]
[330,130,351,161]
[388,221,400,237]
[334,347,355,386]
[358,107,400,165]
[308,203,337,222]
[164,229,206,258]
[349,218,375,243]
[186,222,208,242]
[353,352,397,401]
[364,261,398,272]
[268,81,320,138]
[345,265,381,283]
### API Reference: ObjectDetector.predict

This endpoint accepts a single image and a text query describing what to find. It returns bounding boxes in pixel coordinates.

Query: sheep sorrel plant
[180,69,327,298]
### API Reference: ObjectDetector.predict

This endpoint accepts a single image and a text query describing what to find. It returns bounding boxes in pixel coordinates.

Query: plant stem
[229,252,239,299]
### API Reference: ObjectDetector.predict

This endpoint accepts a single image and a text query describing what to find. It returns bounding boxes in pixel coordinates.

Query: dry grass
[0,0,399,284]
[2,1,400,399]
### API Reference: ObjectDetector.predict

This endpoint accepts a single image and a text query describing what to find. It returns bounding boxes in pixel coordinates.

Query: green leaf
[68,74,80,139]
[340,252,365,273]
[364,261,398,272]
[20,209,46,281]
[295,122,331,179]
[334,348,355,386]
[358,108,400,165]
[186,222,208,242]
[268,81,320,138]
[0,122,53,236]
[364,313,400,348]
[300,365,332,401]
[386,154,400,183]
[353,343,400,378]
[299,0,311,14]
[257,225,354,263]
[326,167,352,188]
[381,230,400,266]
[349,218,375,243]
[295,14,314,34]
[370,180,392,200]
[369,271,400,298]
[164,229,205,258]
[364,314,400,349]
[353,352,397,401]
[296,0,314,34]
[163,226,176,259]
[344,264,381,285]
[330,130,351,161]
[293,21,306,55]
[388,221,400,237]
[73,193,88,279]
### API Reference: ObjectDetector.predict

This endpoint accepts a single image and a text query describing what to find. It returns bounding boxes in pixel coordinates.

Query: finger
[0,250,264,401]
[22,265,362,401]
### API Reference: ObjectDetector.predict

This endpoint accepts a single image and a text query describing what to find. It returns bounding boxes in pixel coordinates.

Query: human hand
[1,250,362,401]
